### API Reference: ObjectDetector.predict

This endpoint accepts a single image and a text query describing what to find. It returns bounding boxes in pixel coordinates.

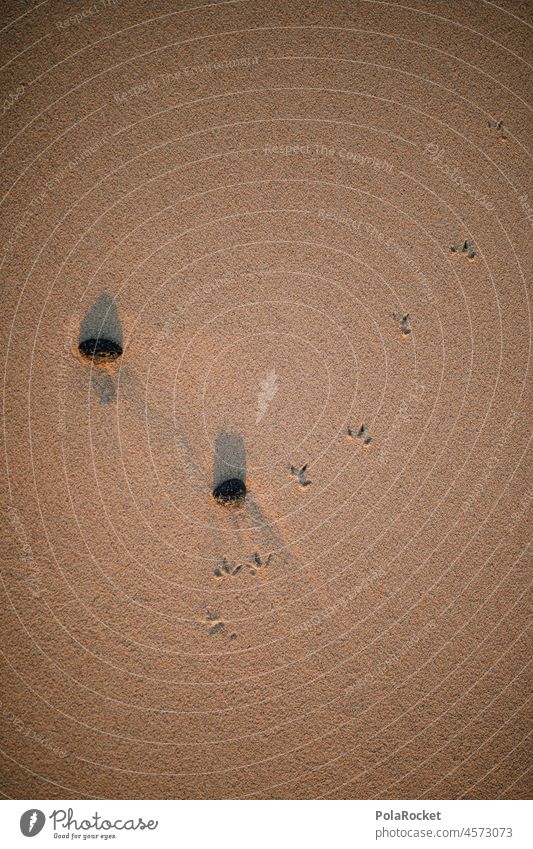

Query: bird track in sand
[213,552,273,579]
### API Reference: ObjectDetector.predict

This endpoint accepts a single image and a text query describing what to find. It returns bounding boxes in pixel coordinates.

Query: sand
[1,0,531,800]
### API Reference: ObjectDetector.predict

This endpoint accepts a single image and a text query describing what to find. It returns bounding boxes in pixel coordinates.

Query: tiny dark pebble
[208,622,225,635]
[230,633,238,640]
[207,611,221,621]
[79,338,122,362]
[213,567,222,577]
[212,477,246,507]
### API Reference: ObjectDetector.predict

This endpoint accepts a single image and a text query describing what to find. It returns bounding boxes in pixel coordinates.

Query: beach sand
[1,0,531,799]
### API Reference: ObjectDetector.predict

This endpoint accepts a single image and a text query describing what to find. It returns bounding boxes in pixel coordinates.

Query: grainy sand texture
[1,0,531,800]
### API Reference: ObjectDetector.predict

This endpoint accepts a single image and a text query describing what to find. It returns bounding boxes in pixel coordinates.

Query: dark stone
[212,477,246,507]
[78,338,122,362]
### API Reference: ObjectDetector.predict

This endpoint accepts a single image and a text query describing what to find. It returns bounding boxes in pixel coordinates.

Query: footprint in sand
[347,422,372,446]
[206,611,225,635]
[450,239,477,262]
[289,463,312,489]
[488,119,509,144]
[214,552,273,579]
[392,312,412,338]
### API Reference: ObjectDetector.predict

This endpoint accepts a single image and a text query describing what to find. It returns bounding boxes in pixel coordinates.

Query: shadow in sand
[79,293,123,404]
[208,433,297,575]
[245,494,289,562]
[212,431,247,489]
[80,292,123,348]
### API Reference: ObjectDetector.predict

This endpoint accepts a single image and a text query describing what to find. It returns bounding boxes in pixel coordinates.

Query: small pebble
[78,338,122,362]
[212,478,246,507]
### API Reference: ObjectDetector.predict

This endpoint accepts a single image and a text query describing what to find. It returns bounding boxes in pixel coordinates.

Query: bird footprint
[290,464,312,488]
[393,312,411,337]
[213,556,240,577]
[450,240,477,262]
[206,611,225,635]
[488,119,509,144]
[347,422,372,445]
[214,552,273,579]
[250,551,273,570]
